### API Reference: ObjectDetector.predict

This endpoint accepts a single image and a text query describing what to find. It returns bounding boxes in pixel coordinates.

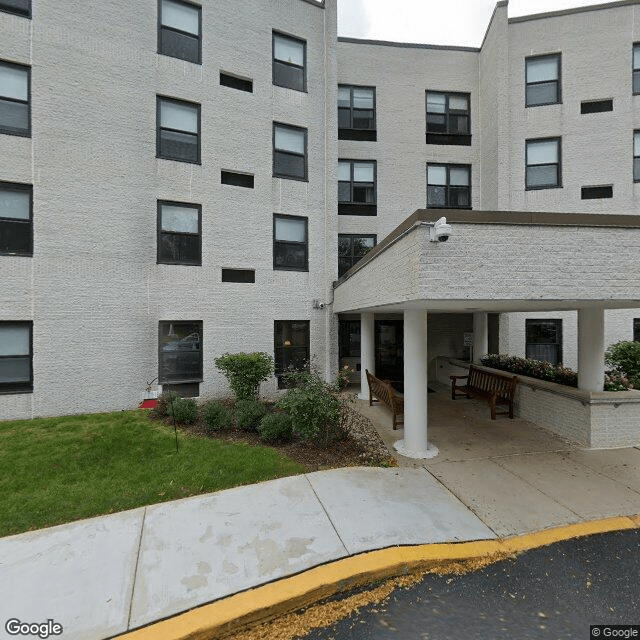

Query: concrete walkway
[1,385,640,640]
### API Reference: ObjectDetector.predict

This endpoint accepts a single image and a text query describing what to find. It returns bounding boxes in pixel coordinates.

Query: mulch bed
[153,399,395,472]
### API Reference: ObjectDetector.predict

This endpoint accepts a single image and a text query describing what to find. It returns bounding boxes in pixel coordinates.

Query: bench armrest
[450,374,469,382]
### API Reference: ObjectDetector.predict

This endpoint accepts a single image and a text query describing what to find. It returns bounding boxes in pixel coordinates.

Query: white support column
[358,312,375,400]
[394,309,439,459]
[473,312,489,363]
[577,307,605,392]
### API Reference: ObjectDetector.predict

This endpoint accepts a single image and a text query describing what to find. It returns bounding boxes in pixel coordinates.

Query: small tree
[214,352,274,401]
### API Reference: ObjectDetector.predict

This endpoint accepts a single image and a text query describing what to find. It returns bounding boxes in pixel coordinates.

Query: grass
[0,410,306,538]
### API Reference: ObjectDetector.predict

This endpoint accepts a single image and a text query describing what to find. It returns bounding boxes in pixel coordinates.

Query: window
[634,44,640,94]
[634,319,640,342]
[222,269,255,283]
[526,54,560,107]
[426,91,471,145]
[0,181,32,256]
[157,96,200,163]
[338,160,376,215]
[526,319,562,365]
[581,99,613,114]
[158,0,201,64]
[158,321,202,386]
[581,185,612,199]
[157,201,201,265]
[526,138,561,189]
[273,214,308,271]
[220,72,253,93]
[221,170,254,188]
[273,123,307,180]
[274,320,309,387]
[338,234,375,277]
[0,321,32,393]
[273,32,306,92]
[338,85,376,141]
[427,164,471,208]
[0,61,30,137]
[634,131,640,182]
[0,0,30,18]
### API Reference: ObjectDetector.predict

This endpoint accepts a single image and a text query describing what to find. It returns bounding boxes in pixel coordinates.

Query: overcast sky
[337,0,609,47]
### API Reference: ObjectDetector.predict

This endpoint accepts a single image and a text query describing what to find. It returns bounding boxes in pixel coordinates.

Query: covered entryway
[333,209,640,458]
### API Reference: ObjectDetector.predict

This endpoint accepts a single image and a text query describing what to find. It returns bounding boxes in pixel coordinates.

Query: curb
[115,514,640,640]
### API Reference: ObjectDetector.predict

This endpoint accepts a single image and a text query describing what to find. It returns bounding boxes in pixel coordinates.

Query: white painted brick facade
[1,0,640,421]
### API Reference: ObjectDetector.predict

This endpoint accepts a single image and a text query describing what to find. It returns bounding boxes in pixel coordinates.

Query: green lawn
[0,410,306,538]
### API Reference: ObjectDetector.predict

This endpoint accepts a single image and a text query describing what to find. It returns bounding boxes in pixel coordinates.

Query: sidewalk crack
[304,475,349,555]
[126,507,147,630]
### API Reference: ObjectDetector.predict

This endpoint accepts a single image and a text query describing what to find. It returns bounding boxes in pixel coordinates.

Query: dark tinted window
[274,320,309,387]
[273,123,307,180]
[221,171,254,188]
[580,99,613,114]
[157,96,200,163]
[220,72,253,93]
[158,321,203,383]
[0,181,32,256]
[222,269,255,283]
[0,321,32,393]
[581,185,612,199]
[273,214,308,271]
[338,234,376,277]
[158,0,201,64]
[157,201,201,265]
[338,85,376,141]
[0,0,30,17]
[526,319,562,365]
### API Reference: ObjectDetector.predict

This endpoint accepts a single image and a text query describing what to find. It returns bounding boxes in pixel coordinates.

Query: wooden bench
[365,369,404,430]
[450,364,518,420]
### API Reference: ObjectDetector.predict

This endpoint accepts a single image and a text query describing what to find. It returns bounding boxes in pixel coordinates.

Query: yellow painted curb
[116,514,639,640]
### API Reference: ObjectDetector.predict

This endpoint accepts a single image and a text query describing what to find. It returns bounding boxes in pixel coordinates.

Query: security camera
[429,216,453,242]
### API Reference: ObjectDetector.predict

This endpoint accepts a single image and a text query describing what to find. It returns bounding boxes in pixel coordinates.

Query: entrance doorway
[375,319,404,392]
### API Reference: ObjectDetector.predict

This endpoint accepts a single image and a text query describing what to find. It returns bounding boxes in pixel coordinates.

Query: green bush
[257,412,294,443]
[202,400,233,432]
[605,341,640,383]
[214,352,274,401]
[235,399,266,431]
[156,391,180,416]
[277,371,342,444]
[167,397,198,424]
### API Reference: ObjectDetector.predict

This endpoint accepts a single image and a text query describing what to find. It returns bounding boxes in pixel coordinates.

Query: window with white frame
[0,61,30,137]
[526,138,561,189]
[273,32,306,92]
[157,201,201,265]
[157,96,200,163]
[526,54,560,107]
[338,160,376,215]
[338,85,376,141]
[0,321,32,393]
[0,181,32,256]
[273,123,307,180]
[273,214,308,271]
[158,0,201,64]
[427,164,471,208]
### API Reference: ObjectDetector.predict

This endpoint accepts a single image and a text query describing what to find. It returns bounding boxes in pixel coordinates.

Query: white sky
[337,0,609,47]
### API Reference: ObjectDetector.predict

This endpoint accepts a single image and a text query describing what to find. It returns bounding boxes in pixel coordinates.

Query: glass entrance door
[375,319,403,392]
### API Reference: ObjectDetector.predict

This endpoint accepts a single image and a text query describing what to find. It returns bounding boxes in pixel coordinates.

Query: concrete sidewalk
[1,388,640,640]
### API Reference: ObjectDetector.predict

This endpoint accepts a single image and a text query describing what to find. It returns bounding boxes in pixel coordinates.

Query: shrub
[257,412,294,443]
[202,400,233,432]
[167,397,198,424]
[235,399,266,431]
[277,371,342,444]
[156,391,180,416]
[605,341,640,383]
[214,352,274,401]
[480,354,578,387]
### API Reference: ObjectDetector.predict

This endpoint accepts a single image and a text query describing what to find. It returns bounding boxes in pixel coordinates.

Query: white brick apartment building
[1,0,640,436]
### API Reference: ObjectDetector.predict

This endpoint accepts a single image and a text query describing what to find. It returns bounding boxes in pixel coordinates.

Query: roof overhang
[333,209,640,315]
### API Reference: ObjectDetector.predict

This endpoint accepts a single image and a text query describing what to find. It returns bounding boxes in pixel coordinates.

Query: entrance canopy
[333,209,640,315]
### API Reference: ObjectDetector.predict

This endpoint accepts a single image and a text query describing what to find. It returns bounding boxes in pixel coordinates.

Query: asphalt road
[302,529,640,640]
